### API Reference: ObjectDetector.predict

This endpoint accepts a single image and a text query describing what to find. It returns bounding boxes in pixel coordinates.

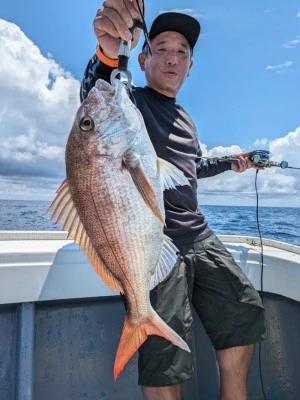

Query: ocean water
[0,200,299,246]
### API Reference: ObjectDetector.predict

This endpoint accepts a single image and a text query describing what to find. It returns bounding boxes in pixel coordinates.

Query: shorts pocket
[195,237,264,309]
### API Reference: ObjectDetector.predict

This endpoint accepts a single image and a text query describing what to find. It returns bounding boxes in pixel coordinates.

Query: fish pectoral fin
[157,157,190,190]
[47,180,124,294]
[113,310,190,380]
[123,151,165,225]
[149,235,179,290]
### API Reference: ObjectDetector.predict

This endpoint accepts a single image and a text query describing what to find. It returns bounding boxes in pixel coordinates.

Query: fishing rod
[201,149,300,170]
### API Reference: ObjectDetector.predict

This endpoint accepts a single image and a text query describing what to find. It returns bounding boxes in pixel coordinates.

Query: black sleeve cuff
[80,54,115,102]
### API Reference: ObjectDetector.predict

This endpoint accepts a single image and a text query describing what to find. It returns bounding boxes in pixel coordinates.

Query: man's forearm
[80,53,114,102]
[196,160,232,179]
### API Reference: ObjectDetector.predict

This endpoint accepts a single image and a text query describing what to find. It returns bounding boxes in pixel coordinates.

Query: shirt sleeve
[80,54,115,102]
[196,145,232,178]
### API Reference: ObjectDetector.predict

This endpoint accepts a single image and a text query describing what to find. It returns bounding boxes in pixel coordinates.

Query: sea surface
[0,200,299,246]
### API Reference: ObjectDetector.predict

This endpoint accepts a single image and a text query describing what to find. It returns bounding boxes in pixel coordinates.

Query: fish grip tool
[110,1,152,87]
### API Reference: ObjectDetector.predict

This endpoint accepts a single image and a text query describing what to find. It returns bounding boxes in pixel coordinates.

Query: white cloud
[253,138,269,147]
[265,61,293,73]
[283,35,300,49]
[0,19,80,189]
[268,127,300,169]
[197,127,300,207]
[200,144,242,158]
[297,11,300,18]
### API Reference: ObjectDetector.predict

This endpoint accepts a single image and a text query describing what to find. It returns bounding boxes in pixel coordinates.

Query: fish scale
[91,162,156,313]
[90,164,155,275]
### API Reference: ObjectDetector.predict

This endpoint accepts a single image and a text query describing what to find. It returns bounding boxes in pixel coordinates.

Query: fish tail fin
[113,311,190,380]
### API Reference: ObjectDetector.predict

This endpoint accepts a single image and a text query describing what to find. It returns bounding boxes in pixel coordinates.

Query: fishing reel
[224,150,291,169]
[249,150,270,167]
[248,150,289,169]
[201,149,299,170]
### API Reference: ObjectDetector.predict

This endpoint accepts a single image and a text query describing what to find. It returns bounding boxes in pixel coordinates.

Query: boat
[0,231,299,400]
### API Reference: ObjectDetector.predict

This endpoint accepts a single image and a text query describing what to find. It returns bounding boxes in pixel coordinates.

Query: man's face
[138,31,193,97]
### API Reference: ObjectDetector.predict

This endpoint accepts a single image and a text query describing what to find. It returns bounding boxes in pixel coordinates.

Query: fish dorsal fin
[149,235,179,290]
[123,150,165,225]
[48,180,124,294]
[157,157,190,190]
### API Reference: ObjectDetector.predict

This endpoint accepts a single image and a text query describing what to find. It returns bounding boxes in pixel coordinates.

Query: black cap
[143,12,201,51]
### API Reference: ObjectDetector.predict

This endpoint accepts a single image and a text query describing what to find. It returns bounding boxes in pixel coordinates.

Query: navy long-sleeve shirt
[80,54,232,245]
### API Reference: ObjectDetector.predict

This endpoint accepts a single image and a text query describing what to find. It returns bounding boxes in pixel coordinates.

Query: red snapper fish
[48,78,190,379]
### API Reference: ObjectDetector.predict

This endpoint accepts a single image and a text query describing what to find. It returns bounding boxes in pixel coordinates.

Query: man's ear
[187,59,193,77]
[138,53,146,71]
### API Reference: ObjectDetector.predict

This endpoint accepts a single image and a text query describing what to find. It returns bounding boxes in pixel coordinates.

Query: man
[80,1,266,399]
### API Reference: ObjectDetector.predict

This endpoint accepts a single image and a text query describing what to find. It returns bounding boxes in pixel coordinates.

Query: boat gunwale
[0,231,299,255]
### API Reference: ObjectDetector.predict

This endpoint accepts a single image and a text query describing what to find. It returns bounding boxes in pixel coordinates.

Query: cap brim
[147,12,201,50]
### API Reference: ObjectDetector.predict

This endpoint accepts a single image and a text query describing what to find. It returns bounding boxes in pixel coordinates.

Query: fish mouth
[95,79,114,92]
[93,78,130,107]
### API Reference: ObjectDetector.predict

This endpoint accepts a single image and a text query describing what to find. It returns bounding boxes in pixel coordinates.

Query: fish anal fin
[113,310,190,380]
[87,246,124,294]
[157,157,190,190]
[123,151,165,225]
[48,180,124,294]
[149,235,179,290]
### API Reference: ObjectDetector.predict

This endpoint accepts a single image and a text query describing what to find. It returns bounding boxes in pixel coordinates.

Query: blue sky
[0,0,300,206]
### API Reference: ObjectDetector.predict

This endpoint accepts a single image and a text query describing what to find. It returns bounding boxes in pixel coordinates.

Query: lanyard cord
[255,170,268,400]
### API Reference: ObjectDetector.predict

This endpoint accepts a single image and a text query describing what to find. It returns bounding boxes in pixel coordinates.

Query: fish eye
[80,116,94,132]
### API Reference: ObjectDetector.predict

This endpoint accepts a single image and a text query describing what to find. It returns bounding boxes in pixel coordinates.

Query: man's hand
[93,0,144,59]
[230,151,264,173]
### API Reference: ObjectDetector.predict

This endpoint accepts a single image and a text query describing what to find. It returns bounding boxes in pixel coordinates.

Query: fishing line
[254,170,268,400]
[136,0,145,25]
[135,0,152,54]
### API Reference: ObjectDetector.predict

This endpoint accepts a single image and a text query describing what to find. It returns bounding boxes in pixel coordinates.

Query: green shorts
[138,234,266,387]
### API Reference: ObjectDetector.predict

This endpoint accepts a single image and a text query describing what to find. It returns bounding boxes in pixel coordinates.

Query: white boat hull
[0,231,299,304]
[0,232,299,400]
